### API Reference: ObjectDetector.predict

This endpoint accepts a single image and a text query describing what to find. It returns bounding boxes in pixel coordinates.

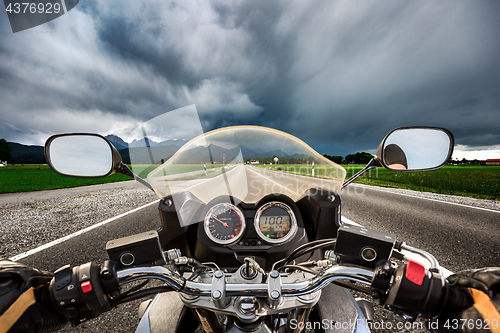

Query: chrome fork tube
[193,308,223,333]
[285,308,311,333]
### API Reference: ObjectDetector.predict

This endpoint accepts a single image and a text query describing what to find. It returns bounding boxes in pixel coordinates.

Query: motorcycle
[41,106,469,333]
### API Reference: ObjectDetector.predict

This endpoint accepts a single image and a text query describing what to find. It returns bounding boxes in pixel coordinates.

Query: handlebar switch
[211,270,230,309]
[50,262,113,326]
[382,261,473,321]
[370,260,397,304]
[267,270,282,309]
[53,264,72,291]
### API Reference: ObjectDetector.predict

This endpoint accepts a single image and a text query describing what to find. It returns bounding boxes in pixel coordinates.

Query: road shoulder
[349,183,500,212]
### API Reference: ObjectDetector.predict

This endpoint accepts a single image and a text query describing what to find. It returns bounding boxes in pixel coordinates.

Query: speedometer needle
[213,217,229,227]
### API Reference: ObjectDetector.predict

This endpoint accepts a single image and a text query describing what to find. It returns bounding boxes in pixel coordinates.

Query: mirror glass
[382,128,452,171]
[48,135,113,177]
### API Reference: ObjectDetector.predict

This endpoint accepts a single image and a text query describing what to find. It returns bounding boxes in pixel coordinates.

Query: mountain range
[105,135,187,150]
[6,142,46,164]
[5,134,308,164]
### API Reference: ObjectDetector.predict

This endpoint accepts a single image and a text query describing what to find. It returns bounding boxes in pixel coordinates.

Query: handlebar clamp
[212,270,230,309]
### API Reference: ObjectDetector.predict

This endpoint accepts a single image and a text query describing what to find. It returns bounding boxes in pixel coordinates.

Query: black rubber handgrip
[438,284,474,318]
[38,316,68,333]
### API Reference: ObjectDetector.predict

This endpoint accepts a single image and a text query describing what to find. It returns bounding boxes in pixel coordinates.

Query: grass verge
[254,164,500,201]
[0,164,130,194]
[350,165,500,201]
[2,164,499,201]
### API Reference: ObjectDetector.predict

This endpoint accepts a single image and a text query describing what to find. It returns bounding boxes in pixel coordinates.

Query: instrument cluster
[203,201,298,246]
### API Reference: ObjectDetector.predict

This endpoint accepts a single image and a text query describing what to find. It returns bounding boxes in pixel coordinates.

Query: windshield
[128,106,346,226]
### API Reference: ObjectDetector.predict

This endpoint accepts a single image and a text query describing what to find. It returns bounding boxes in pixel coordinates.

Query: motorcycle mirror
[376,127,454,172]
[45,133,123,178]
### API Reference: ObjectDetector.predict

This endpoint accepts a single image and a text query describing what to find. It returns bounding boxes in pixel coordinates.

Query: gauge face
[204,203,246,245]
[254,202,297,244]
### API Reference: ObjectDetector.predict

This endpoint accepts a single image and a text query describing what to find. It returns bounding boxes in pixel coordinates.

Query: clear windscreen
[128,105,346,226]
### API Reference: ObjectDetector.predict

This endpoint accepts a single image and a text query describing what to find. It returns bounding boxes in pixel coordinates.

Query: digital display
[255,202,297,243]
[258,206,292,239]
[259,216,291,233]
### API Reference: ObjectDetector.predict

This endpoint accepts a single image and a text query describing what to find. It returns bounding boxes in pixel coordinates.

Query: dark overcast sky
[1,0,499,158]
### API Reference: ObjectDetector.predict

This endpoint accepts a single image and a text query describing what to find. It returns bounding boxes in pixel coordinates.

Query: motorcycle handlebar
[50,258,472,326]
[116,262,472,322]
[116,265,374,297]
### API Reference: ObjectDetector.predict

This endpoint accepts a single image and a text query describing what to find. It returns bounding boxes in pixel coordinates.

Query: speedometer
[204,203,246,245]
[254,202,297,244]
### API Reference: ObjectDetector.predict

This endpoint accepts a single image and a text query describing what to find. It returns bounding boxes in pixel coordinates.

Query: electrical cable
[297,261,315,266]
[119,280,149,298]
[114,286,174,305]
[277,265,318,275]
[332,281,371,294]
[282,238,336,266]
[188,267,205,281]
[283,240,336,266]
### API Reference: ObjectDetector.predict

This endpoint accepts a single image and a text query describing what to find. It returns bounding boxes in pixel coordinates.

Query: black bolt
[378,269,389,279]
[102,270,113,280]
[371,291,382,300]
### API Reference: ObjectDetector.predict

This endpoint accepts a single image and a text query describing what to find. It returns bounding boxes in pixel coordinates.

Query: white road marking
[246,166,300,197]
[10,179,466,278]
[9,200,159,261]
[351,183,500,214]
[166,165,241,195]
[183,165,240,193]
[8,166,239,261]
[340,216,362,226]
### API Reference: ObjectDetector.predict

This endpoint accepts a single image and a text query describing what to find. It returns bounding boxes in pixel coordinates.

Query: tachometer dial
[254,202,297,244]
[204,203,246,245]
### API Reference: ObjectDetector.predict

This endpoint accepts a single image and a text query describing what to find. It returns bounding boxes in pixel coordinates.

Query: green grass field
[0,164,229,194]
[350,165,500,201]
[131,164,208,178]
[254,164,500,201]
[0,164,131,194]
[1,164,499,201]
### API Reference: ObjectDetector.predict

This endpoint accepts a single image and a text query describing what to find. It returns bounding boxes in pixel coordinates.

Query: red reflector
[405,260,426,286]
[81,281,92,293]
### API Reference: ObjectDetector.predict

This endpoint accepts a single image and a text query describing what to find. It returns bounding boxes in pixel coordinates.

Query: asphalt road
[341,184,500,273]
[17,198,161,333]
[9,168,500,332]
[160,164,343,205]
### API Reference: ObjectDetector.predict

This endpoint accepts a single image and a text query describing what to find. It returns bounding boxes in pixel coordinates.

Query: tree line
[244,152,374,165]
[0,139,13,163]
[0,139,46,164]
[245,156,315,164]
[324,152,374,164]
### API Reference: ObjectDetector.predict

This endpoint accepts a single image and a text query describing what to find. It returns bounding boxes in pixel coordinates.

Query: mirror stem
[116,162,154,192]
[341,158,381,190]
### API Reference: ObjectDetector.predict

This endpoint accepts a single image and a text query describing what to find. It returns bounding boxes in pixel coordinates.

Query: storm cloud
[0,0,499,158]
